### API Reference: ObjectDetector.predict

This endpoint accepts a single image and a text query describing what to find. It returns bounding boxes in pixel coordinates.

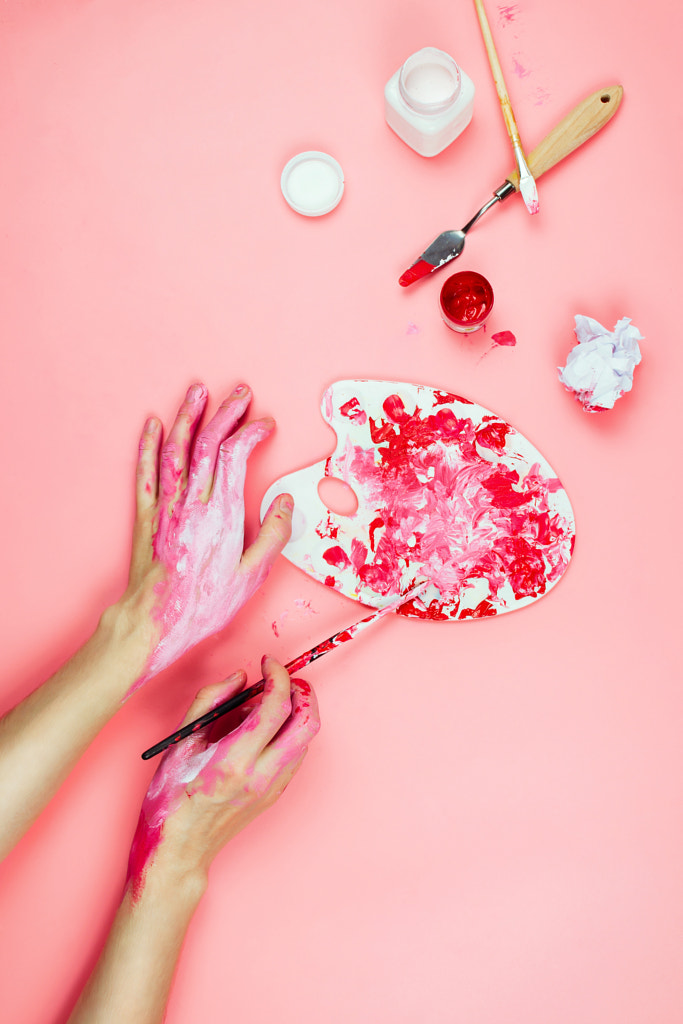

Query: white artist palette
[261,380,576,619]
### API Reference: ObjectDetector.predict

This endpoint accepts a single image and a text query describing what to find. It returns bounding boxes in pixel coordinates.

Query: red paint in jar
[440,271,494,333]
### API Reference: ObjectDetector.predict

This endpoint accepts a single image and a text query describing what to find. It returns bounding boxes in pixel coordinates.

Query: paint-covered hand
[126,658,320,899]
[127,383,293,691]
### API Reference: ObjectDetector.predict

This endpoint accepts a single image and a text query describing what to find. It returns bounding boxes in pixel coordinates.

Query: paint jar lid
[280,151,345,217]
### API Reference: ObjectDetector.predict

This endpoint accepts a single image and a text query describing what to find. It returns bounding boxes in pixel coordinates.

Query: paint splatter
[492,331,517,347]
[477,331,517,363]
[340,398,367,425]
[533,85,551,106]
[271,598,318,638]
[495,3,551,106]
[511,55,531,79]
[261,381,575,621]
[498,3,522,26]
[406,322,420,335]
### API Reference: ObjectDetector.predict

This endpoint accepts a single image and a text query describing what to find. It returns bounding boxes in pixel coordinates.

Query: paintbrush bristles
[473,0,539,214]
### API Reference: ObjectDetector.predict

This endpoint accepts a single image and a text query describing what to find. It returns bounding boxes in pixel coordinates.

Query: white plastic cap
[280,151,345,217]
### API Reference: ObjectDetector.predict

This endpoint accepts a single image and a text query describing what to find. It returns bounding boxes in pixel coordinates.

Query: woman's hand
[67,662,319,1023]
[121,383,293,693]
[126,658,320,900]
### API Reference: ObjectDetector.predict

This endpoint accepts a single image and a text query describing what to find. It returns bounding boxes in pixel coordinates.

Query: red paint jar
[440,271,494,333]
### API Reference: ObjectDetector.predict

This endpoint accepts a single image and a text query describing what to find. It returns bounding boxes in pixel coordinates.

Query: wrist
[128,854,209,912]
[94,600,159,695]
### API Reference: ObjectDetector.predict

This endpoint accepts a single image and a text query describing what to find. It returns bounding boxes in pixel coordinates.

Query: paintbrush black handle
[140,586,424,761]
[140,625,359,760]
[141,679,266,760]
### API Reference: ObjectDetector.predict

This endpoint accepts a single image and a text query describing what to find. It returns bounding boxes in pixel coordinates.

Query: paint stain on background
[496,3,550,105]
[272,598,318,637]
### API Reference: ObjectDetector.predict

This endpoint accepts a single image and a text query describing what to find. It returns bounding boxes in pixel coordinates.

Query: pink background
[1,1,681,1021]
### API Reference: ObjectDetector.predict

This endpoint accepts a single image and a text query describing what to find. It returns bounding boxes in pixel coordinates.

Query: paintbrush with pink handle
[141,582,427,760]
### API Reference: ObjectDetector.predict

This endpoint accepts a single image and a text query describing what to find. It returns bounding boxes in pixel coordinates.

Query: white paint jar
[384,46,475,157]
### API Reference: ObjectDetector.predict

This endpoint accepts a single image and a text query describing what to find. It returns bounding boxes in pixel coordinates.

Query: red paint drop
[491,330,517,347]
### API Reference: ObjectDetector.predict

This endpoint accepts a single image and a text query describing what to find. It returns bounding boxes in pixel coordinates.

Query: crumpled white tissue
[558,315,643,412]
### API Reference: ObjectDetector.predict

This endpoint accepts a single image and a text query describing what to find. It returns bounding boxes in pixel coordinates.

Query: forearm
[0,601,154,859]
[68,868,206,1024]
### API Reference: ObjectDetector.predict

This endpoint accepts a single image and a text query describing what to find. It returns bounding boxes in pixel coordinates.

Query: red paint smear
[319,389,573,618]
[399,597,451,621]
[433,389,472,406]
[399,259,435,287]
[339,397,368,425]
[369,516,384,552]
[476,418,513,453]
[458,599,498,619]
[491,330,517,347]
[323,545,351,569]
[126,810,162,902]
[316,513,340,541]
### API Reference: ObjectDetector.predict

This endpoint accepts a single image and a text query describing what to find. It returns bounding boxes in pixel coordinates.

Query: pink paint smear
[127,679,316,900]
[130,386,277,695]
[272,598,318,637]
[267,381,575,621]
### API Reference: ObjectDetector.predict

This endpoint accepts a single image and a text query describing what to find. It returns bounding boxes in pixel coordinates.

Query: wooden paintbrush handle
[473,0,523,146]
[506,86,624,190]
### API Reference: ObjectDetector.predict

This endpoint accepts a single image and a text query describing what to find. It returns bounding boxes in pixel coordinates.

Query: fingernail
[144,416,159,434]
[278,495,294,514]
[186,383,205,403]
[233,383,249,396]
[261,654,275,675]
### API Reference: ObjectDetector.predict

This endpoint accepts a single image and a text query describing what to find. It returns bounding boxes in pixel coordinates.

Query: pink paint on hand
[129,388,279,696]
[127,677,318,901]
[261,381,575,620]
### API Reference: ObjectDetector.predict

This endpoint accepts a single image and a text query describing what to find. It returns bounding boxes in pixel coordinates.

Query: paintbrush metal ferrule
[141,583,428,760]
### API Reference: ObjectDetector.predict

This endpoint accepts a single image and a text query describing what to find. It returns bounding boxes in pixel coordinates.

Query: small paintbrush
[141,582,428,760]
[473,0,538,215]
